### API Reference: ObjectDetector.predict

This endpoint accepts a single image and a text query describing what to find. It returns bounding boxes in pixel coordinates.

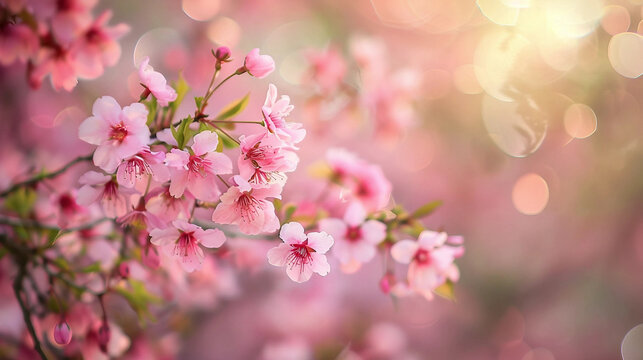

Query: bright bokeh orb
[512,173,549,215]
[182,0,220,22]
[601,5,631,36]
[206,16,241,47]
[608,32,643,78]
[564,104,597,139]
[476,0,520,26]
[622,324,643,360]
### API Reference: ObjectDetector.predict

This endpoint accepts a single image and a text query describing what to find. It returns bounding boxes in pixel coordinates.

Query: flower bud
[214,46,231,62]
[242,48,275,78]
[118,262,130,278]
[53,320,72,345]
[97,322,110,352]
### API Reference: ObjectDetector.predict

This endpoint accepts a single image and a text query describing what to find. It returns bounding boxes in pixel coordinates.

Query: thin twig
[13,267,48,359]
[0,154,92,198]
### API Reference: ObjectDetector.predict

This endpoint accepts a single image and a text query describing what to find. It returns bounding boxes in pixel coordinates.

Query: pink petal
[344,201,366,226]
[149,227,178,246]
[78,171,110,186]
[309,252,330,276]
[93,144,122,173]
[78,116,109,145]
[191,131,219,156]
[165,149,189,168]
[286,262,313,283]
[390,240,418,264]
[267,243,291,267]
[188,173,219,202]
[204,152,232,174]
[75,185,101,206]
[116,162,135,188]
[306,231,333,254]
[361,220,386,244]
[179,246,204,272]
[318,218,346,241]
[91,96,121,125]
[279,222,306,245]
[418,231,447,249]
[169,169,189,198]
[197,228,226,248]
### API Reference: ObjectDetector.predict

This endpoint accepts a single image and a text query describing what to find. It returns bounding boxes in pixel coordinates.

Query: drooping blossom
[116,147,169,188]
[150,219,226,272]
[319,202,386,272]
[238,132,298,186]
[211,176,281,235]
[78,96,150,172]
[117,197,166,230]
[165,130,232,201]
[262,84,306,146]
[145,185,193,223]
[243,48,274,78]
[138,56,177,106]
[266,222,334,283]
[0,23,39,65]
[76,171,135,217]
[70,10,129,80]
[390,231,464,300]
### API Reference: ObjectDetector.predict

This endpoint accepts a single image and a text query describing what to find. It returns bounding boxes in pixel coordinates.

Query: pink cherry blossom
[0,23,39,65]
[146,185,194,223]
[262,84,305,146]
[390,231,464,300]
[319,202,386,272]
[70,11,129,80]
[149,219,226,272]
[78,96,150,173]
[304,46,347,94]
[211,176,282,235]
[238,132,298,186]
[117,198,166,230]
[76,171,135,217]
[165,130,232,201]
[138,56,177,106]
[29,47,79,91]
[243,48,274,78]
[266,222,334,283]
[116,147,169,188]
[50,0,95,46]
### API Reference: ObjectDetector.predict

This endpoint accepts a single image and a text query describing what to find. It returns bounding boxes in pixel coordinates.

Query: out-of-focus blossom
[262,84,306,146]
[165,130,232,201]
[49,0,96,45]
[117,198,166,230]
[211,176,282,235]
[261,337,312,360]
[319,202,386,272]
[0,23,39,65]
[238,132,298,186]
[78,96,150,172]
[116,147,169,188]
[76,171,134,217]
[146,185,194,223]
[70,11,129,79]
[150,219,226,272]
[138,56,177,106]
[304,47,346,94]
[391,231,464,300]
[267,222,334,283]
[29,47,79,91]
[243,48,275,78]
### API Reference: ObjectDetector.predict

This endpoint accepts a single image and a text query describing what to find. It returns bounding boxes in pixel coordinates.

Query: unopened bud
[379,273,396,294]
[118,262,130,278]
[53,320,72,345]
[97,322,110,352]
[214,46,231,62]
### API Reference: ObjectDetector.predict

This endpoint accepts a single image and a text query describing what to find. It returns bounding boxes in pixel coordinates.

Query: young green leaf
[411,200,442,219]
[434,279,456,301]
[215,93,250,121]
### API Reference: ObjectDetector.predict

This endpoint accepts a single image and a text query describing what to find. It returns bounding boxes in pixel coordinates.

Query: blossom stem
[210,124,241,145]
[0,216,110,239]
[216,174,230,188]
[13,267,48,360]
[207,120,264,125]
[0,154,93,198]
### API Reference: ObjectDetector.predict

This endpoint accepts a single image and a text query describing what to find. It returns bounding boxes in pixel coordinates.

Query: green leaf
[411,200,442,219]
[4,187,37,218]
[172,116,194,149]
[114,279,162,324]
[170,73,189,113]
[194,96,203,110]
[434,279,456,301]
[45,229,63,248]
[215,129,239,149]
[283,204,297,223]
[79,262,101,274]
[215,93,250,122]
[145,97,157,126]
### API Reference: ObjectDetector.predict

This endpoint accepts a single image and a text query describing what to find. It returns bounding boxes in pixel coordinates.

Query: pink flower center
[244,142,278,169]
[125,156,151,179]
[174,231,198,257]
[248,168,284,185]
[286,240,315,272]
[58,193,79,215]
[57,0,72,11]
[236,193,261,221]
[187,155,209,177]
[110,123,128,142]
[102,180,119,200]
[414,249,431,265]
[345,226,362,242]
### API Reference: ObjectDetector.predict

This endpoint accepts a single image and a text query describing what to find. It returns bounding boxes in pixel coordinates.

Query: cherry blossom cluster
[0,0,128,91]
[302,37,423,139]
[0,42,462,358]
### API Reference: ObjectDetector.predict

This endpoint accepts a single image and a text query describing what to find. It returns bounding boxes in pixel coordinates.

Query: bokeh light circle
[608,32,643,78]
[622,324,643,360]
[133,28,186,68]
[564,103,597,139]
[476,0,520,26]
[512,173,549,215]
[182,0,220,22]
[206,16,241,47]
[601,5,631,36]
[453,64,482,95]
